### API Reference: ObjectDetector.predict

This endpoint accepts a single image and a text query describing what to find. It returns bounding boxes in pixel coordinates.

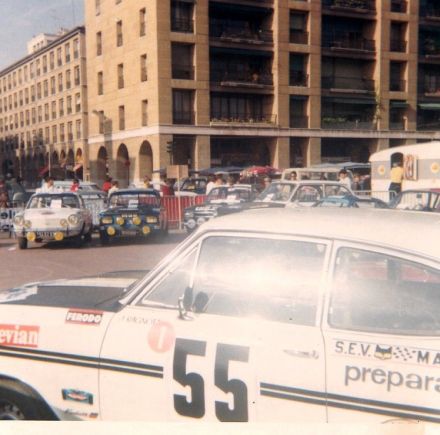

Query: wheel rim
[0,401,25,420]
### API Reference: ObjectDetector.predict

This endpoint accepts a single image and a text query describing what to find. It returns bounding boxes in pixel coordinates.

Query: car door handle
[283,349,319,359]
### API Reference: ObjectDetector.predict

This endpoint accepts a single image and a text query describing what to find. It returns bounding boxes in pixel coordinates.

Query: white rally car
[1,208,440,422]
[13,192,93,249]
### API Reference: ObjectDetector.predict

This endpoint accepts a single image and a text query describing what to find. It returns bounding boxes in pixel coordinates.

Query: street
[0,231,187,290]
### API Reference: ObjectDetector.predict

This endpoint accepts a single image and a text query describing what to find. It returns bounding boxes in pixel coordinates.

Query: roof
[370,141,440,161]
[200,207,440,260]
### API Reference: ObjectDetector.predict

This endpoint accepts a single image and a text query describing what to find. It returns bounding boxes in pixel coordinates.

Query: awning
[39,166,49,176]
[323,97,376,105]
[419,103,440,110]
[390,101,408,108]
[73,163,83,172]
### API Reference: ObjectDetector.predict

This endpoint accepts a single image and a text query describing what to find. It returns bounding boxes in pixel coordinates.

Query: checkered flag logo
[393,346,416,362]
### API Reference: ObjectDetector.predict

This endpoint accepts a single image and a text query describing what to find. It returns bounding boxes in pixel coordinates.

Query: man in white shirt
[338,169,352,189]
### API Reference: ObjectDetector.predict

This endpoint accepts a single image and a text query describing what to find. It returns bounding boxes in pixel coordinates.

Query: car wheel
[100,231,109,245]
[0,383,55,420]
[17,237,27,250]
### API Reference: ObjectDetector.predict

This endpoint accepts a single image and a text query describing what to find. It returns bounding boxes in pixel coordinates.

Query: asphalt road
[0,231,187,289]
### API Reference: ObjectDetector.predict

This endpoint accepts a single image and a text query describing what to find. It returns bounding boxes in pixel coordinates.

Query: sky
[0,0,84,70]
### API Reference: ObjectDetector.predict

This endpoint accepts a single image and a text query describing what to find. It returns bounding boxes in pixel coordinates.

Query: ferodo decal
[62,389,94,405]
[0,324,39,348]
[334,339,440,367]
[148,321,175,353]
[66,309,103,325]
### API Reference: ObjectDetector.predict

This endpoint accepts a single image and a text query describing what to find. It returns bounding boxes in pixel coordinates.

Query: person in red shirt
[70,178,80,192]
[102,176,112,193]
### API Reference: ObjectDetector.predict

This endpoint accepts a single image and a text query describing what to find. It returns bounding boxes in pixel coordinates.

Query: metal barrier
[162,195,206,229]
[353,190,396,202]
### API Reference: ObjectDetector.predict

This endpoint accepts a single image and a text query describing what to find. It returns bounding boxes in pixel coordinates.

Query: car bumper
[14,228,82,242]
[99,223,161,237]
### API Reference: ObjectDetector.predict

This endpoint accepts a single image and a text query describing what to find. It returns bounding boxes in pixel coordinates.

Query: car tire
[17,237,28,250]
[0,382,55,420]
[100,231,109,245]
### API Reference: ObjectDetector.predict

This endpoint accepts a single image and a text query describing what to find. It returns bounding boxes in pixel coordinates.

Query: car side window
[328,247,440,335]
[324,185,350,197]
[293,186,322,203]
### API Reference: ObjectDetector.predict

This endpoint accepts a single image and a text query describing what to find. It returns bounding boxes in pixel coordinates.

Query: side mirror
[178,287,194,320]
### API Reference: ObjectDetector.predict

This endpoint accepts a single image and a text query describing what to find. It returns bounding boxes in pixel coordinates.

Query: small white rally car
[13,192,93,249]
[1,208,440,422]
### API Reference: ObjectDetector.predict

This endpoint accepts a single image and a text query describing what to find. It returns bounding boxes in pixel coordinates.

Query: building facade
[0,27,88,185]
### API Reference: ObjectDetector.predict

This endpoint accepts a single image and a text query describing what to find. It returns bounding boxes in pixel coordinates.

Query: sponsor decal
[0,286,38,303]
[148,321,175,353]
[334,339,440,367]
[0,324,39,348]
[62,389,94,405]
[66,309,103,325]
[119,315,161,325]
[63,409,98,419]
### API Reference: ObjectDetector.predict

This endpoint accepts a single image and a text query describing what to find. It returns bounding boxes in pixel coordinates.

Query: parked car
[13,192,93,249]
[174,177,208,196]
[1,208,440,421]
[313,195,389,209]
[183,184,257,233]
[389,189,440,212]
[98,189,168,244]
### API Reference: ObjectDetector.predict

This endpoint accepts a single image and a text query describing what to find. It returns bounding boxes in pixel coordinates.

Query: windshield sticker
[62,389,94,405]
[0,324,39,348]
[147,321,175,353]
[334,339,440,367]
[66,309,103,325]
[0,286,38,303]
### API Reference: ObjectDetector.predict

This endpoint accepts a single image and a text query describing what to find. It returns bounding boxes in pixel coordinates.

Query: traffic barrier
[162,195,206,229]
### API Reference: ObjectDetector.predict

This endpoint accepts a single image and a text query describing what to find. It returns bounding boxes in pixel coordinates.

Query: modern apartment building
[0,27,88,184]
[5,1,440,186]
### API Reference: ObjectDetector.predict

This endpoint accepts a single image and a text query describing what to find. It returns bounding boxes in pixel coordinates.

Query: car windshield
[28,194,80,209]
[207,187,250,202]
[109,192,159,208]
[257,183,296,202]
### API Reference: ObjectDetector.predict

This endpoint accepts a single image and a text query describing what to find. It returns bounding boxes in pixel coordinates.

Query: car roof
[272,180,344,185]
[200,207,440,260]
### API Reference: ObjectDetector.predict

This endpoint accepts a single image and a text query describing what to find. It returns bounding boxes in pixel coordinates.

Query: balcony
[419,76,440,94]
[173,111,195,125]
[289,71,308,86]
[289,30,309,44]
[390,39,407,53]
[210,23,273,45]
[322,34,375,52]
[321,116,376,129]
[210,69,273,87]
[290,115,309,128]
[321,75,375,92]
[171,18,194,33]
[391,0,407,13]
[322,0,376,13]
[172,66,195,80]
[390,79,406,92]
[420,5,440,20]
[211,112,276,124]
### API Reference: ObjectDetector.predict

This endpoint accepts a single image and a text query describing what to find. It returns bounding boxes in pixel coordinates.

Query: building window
[38,106,42,123]
[142,99,148,126]
[118,64,124,89]
[49,52,54,70]
[74,66,80,86]
[37,83,42,99]
[98,110,104,134]
[76,119,82,139]
[119,105,125,130]
[171,43,194,80]
[58,73,63,92]
[95,0,101,15]
[51,77,56,94]
[75,93,81,112]
[59,98,64,117]
[66,70,71,89]
[60,123,65,142]
[51,101,56,119]
[43,80,48,97]
[43,56,48,73]
[67,122,73,142]
[97,72,104,95]
[65,43,71,63]
[67,96,72,114]
[73,38,79,59]
[172,89,194,124]
[52,125,57,143]
[171,1,194,33]
[44,104,49,121]
[116,20,123,47]
[57,48,62,66]
[96,32,102,56]
[140,54,147,81]
[140,8,146,36]
[36,59,41,76]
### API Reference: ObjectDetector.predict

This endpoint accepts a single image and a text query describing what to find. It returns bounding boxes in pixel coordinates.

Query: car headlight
[132,215,141,225]
[60,219,68,227]
[24,220,32,229]
[146,216,158,224]
[101,216,113,224]
[68,214,81,225]
[184,211,194,218]
[13,216,24,226]
[116,216,125,225]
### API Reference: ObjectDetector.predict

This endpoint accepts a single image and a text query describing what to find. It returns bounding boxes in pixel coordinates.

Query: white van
[370,141,440,192]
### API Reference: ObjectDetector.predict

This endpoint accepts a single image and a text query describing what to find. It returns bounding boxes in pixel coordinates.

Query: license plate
[36,231,54,237]
[121,230,138,236]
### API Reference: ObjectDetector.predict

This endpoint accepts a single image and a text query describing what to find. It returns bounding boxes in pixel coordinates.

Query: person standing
[389,162,404,194]
[338,169,352,189]
[0,178,9,208]
[206,175,216,194]
[102,176,112,193]
[108,180,119,195]
[70,178,80,192]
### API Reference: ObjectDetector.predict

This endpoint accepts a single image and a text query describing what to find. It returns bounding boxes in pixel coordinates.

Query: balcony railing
[321,75,375,91]
[389,120,405,130]
[322,34,375,52]
[390,79,406,92]
[321,116,376,129]
[171,18,194,33]
[289,71,308,86]
[290,115,309,128]
[391,0,407,13]
[211,113,277,124]
[420,41,440,56]
[210,69,273,86]
[173,111,195,125]
[289,30,309,44]
[210,23,273,44]
[322,0,376,12]
[418,120,440,130]
[420,6,440,19]
[172,66,195,80]
[420,76,440,94]
[390,39,407,52]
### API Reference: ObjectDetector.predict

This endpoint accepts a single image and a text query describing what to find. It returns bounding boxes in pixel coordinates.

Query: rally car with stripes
[1,208,440,422]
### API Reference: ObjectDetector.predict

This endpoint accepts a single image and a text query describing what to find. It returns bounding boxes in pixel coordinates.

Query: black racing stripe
[260,383,326,399]
[260,390,327,407]
[0,348,163,378]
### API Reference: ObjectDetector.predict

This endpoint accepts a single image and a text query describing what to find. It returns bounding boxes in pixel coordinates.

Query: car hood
[24,208,82,219]
[0,270,148,312]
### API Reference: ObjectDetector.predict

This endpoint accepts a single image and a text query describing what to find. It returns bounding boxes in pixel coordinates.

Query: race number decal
[173,338,250,421]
